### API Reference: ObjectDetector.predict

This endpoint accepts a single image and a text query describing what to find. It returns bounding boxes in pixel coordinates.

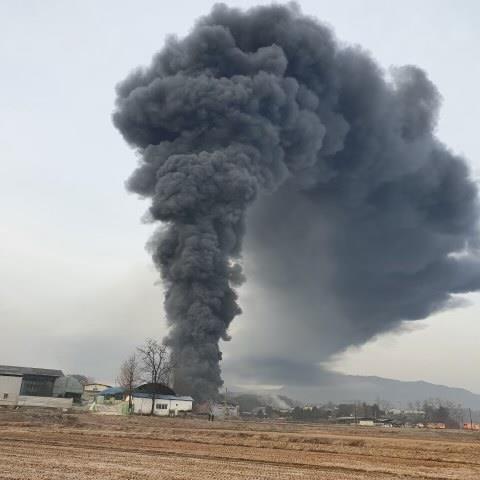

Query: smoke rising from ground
[114,3,480,400]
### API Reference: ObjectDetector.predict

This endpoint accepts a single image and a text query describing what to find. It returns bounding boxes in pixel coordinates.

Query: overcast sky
[1,0,479,392]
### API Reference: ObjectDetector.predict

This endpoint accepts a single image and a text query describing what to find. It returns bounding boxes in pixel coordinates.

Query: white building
[358,419,375,427]
[211,402,240,418]
[132,394,193,416]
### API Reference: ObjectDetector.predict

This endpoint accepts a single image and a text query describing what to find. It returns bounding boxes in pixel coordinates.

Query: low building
[133,393,193,416]
[334,416,356,424]
[358,419,375,427]
[98,386,126,402]
[211,402,240,418]
[0,373,22,406]
[426,422,446,429]
[53,376,84,403]
[375,418,394,427]
[0,365,72,409]
[195,401,240,419]
[127,383,193,416]
[83,383,112,401]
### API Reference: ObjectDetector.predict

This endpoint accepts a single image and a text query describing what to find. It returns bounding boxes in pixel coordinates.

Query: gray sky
[1,0,479,391]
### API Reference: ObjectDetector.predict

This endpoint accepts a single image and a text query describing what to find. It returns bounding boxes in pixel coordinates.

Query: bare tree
[137,338,173,415]
[117,354,142,413]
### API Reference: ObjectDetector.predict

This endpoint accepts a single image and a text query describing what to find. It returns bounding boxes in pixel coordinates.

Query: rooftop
[133,393,193,401]
[135,383,176,396]
[0,365,63,377]
[99,386,125,396]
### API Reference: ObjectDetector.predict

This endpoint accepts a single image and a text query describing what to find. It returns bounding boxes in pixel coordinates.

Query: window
[3,393,8,400]
[20,375,55,397]
[156,403,168,410]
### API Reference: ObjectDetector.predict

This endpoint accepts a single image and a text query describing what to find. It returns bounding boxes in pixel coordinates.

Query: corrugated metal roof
[99,386,125,396]
[0,365,63,377]
[134,383,176,396]
[133,393,193,401]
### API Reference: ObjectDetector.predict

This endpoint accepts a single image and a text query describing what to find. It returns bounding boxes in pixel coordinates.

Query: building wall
[359,420,375,427]
[83,384,112,402]
[212,403,240,418]
[0,375,22,406]
[17,395,73,409]
[169,398,193,414]
[133,397,193,416]
[133,397,169,416]
[84,384,111,392]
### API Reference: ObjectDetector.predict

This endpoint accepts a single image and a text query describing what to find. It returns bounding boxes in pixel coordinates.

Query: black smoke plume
[114,3,480,400]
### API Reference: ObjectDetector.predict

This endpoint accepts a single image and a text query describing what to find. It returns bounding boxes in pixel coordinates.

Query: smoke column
[114,4,480,400]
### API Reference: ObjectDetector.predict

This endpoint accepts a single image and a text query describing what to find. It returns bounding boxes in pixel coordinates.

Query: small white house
[133,394,193,416]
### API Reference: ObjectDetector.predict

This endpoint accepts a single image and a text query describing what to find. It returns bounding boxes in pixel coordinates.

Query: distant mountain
[229,392,301,412]
[277,373,480,409]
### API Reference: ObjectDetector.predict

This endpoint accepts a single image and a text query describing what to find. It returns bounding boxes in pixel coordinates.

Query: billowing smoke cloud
[113,3,480,400]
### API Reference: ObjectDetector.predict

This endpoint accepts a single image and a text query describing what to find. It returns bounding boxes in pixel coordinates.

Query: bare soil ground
[1,409,480,479]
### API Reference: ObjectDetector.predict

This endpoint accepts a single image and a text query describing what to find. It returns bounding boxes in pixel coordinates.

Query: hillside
[279,373,480,409]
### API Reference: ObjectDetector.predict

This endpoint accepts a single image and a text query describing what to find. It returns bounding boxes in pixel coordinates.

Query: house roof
[0,365,63,377]
[84,383,112,391]
[99,386,125,396]
[134,383,176,396]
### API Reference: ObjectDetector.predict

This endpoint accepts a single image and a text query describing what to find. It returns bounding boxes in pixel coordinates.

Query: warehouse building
[53,375,84,403]
[0,365,75,408]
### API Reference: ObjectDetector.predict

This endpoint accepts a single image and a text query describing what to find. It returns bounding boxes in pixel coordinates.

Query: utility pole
[469,408,473,430]
[224,387,228,419]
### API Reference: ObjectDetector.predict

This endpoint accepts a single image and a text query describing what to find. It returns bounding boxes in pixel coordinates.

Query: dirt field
[1,410,480,479]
